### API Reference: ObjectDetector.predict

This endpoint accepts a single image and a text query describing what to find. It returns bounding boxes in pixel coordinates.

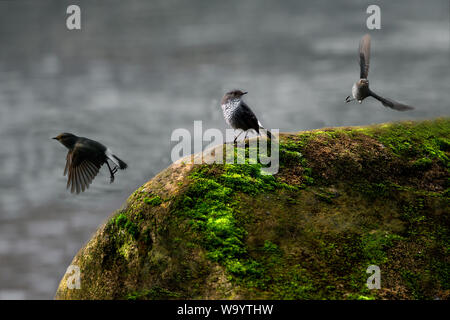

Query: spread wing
[369,90,415,111]
[236,101,260,132]
[64,148,102,194]
[359,34,371,79]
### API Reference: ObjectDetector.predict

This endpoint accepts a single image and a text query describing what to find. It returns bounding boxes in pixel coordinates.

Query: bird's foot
[345,96,352,103]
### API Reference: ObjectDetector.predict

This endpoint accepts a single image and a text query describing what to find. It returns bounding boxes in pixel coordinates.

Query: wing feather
[66,165,72,190]
[359,34,371,79]
[64,149,102,194]
[369,90,414,111]
[238,101,259,132]
[84,162,95,178]
[75,166,81,194]
[78,164,88,192]
[70,167,76,193]
[80,163,90,189]
[64,151,71,176]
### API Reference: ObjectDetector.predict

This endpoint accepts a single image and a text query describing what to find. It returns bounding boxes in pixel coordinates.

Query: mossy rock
[55,118,450,300]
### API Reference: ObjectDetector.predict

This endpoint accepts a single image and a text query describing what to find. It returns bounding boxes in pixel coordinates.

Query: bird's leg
[106,161,116,183]
[110,164,118,175]
[243,131,250,147]
[111,164,118,174]
[345,96,354,103]
[234,130,244,144]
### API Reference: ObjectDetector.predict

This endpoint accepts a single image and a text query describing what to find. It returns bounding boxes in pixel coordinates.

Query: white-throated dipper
[221,90,273,143]
[53,133,127,194]
[345,34,414,111]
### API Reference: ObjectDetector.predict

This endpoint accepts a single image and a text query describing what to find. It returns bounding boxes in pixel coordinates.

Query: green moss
[366,119,450,165]
[279,149,303,166]
[345,294,376,300]
[401,197,427,233]
[314,189,338,204]
[126,286,182,300]
[144,195,163,206]
[431,258,450,290]
[219,164,278,194]
[412,157,433,170]
[279,141,314,188]
[172,161,301,284]
[361,232,404,264]
[262,240,281,255]
[113,212,139,240]
[114,213,128,228]
[401,270,426,299]
[271,266,315,299]
[356,182,390,200]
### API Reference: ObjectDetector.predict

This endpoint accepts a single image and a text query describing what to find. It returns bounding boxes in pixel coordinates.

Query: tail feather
[257,121,275,140]
[113,155,128,170]
[106,149,128,170]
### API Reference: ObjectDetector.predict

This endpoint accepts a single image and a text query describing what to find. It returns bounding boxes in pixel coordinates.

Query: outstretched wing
[369,90,414,111]
[359,34,371,79]
[65,148,102,194]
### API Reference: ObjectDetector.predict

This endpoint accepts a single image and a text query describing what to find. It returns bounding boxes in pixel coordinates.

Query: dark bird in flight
[221,90,273,143]
[345,34,414,111]
[53,133,127,194]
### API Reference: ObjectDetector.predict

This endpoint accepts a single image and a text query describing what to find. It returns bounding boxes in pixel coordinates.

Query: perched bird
[53,133,127,194]
[220,90,273,142]
[345,34,414,111]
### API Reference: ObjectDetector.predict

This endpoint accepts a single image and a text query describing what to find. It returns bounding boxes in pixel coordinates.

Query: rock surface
[55,119,449,300]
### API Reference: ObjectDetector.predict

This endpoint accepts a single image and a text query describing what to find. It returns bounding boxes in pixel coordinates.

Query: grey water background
[0,0,448,299]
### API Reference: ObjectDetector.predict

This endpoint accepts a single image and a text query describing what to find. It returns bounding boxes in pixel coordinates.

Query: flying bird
[220,90,273,143]
[53,133,127,194]
[345,34,414,111]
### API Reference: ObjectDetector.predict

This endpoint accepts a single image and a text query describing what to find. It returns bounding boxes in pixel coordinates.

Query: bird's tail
[258,121,275,140]
[106,149,128,170]
[113,155,128,170]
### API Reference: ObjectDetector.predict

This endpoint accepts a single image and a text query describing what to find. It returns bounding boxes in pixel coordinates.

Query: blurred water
[0,0,448,299]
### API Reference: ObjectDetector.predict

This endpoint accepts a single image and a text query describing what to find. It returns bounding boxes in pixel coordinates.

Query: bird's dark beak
[52,137,58,140]
[242,92,248,95]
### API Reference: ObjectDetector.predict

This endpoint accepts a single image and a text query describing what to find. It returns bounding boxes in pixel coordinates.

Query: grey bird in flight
[221,90,273,143]
[53,133,127,194]
[345,34,414,111]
